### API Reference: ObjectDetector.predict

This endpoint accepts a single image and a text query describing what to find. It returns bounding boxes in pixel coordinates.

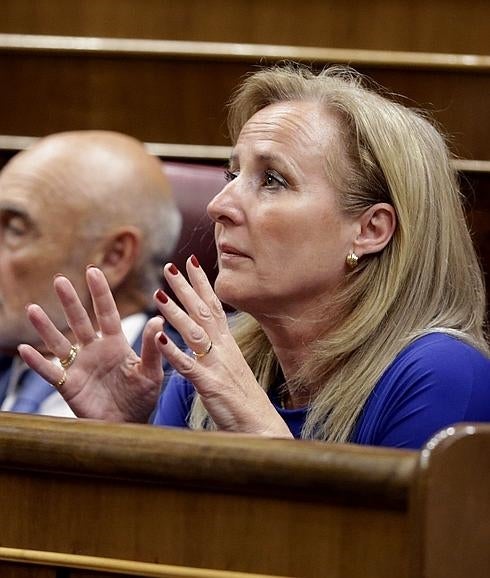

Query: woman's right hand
[18,267,165,423]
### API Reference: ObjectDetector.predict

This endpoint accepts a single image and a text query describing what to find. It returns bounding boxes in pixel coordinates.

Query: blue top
[152,333,490,449]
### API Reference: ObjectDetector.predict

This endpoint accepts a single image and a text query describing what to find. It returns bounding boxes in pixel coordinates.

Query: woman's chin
[214,275,251,311]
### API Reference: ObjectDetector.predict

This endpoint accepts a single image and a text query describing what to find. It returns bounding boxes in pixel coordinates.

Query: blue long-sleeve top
[153,333,490,449]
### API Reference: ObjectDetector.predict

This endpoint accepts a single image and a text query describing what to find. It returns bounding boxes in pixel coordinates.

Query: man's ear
[96,227,142,289]
[353,203,397,257]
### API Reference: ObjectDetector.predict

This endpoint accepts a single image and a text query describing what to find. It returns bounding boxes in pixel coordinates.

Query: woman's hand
[154,256,293,438]
[18,267,164,422]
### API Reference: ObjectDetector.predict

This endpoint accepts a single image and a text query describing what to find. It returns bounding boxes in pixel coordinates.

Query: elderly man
[0,131,182,416]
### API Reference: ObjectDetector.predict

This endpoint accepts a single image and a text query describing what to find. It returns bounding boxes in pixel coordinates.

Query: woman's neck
[256,305,339,409]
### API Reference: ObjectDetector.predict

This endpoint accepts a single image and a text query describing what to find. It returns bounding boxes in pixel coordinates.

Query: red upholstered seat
[163,161,225,290]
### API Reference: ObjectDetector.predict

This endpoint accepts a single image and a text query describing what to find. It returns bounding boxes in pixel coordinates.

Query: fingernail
[190,254,200,268]
[155,289,169,304]
[24,302,33,310]
[158,333,168,345]
[53,273,64,279]
[85,264,97,270]
[168,263,179,276]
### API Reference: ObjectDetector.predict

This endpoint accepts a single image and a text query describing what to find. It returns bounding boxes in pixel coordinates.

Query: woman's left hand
[155,257,293,438]
[18,267,164,423]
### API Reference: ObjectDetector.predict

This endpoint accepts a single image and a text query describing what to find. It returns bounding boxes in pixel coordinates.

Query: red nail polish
[168,263,179,276]
[158,333,168,345]
[155,289,169,304]
[190,254,200,268]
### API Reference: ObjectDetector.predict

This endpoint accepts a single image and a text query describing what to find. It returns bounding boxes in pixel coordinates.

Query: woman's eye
[224,169,238,183]
[263,170,287,189]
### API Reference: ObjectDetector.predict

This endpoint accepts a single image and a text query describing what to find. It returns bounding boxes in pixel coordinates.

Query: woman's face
[207,100,359,317]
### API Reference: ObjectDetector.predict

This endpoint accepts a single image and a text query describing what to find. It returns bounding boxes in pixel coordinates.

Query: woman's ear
[96,227,142,289]
[353,203,397,257]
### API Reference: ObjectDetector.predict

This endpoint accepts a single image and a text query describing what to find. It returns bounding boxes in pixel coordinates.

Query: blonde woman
[19,64,490,448]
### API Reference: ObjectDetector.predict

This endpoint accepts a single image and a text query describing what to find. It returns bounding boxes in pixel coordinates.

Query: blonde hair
[190,64,488,442]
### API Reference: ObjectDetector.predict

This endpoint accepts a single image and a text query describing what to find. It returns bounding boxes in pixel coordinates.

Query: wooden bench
[0,413,488,578]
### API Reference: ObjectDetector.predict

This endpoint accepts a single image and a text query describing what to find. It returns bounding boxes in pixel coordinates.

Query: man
[0,130,182,416]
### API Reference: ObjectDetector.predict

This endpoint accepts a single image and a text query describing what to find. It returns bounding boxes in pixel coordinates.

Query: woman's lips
[218,243,250,260]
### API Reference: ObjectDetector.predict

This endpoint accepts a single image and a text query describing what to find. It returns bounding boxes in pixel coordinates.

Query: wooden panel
[462,170,490,311]
[0,414,415,578]
[0,471,409,578]
[410,424,490,578]
[0,546,288,577]
[0,51,243,145]
[0,39,489,160]
[0,415,489,578]
[1,0,490,55]
[0,563,54,578]
[0,413,414,507]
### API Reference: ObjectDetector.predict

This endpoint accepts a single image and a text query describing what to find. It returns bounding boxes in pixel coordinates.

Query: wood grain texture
[0,546,290,577]
[0,413,415,507]
[410,424,490,578]
[0,415,489,577]
[1,0,489,55]
[0,36,489,160]
[0,413,414,578]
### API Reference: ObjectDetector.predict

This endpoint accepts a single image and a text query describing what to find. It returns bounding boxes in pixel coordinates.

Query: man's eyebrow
[0,203,35,226]
[0,202,30,217]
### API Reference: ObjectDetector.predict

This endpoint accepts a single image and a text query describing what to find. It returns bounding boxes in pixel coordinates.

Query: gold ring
[192,341,213,359]
[60,345,79,369]
[56,369,67,389]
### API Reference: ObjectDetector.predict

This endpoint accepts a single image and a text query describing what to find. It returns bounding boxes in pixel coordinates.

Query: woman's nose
[207,179,242,225]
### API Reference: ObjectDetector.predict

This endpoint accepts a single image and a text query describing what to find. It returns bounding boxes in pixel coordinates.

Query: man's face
[0,152,91,353]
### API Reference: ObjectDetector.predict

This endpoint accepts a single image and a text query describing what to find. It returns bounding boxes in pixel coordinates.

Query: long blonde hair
[190,64,488,442]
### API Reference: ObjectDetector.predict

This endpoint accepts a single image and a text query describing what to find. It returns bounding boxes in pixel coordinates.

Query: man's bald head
[0,131,181,351]
[18,131,171,212]
[7,130,180,255]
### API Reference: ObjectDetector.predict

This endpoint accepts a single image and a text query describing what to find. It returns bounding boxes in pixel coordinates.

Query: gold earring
[346,251,359,269]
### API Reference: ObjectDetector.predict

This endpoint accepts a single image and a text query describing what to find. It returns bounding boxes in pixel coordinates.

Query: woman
[19,64,490,448]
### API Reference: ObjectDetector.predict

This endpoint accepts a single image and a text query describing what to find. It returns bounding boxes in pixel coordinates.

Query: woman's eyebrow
[229,150,284,164]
